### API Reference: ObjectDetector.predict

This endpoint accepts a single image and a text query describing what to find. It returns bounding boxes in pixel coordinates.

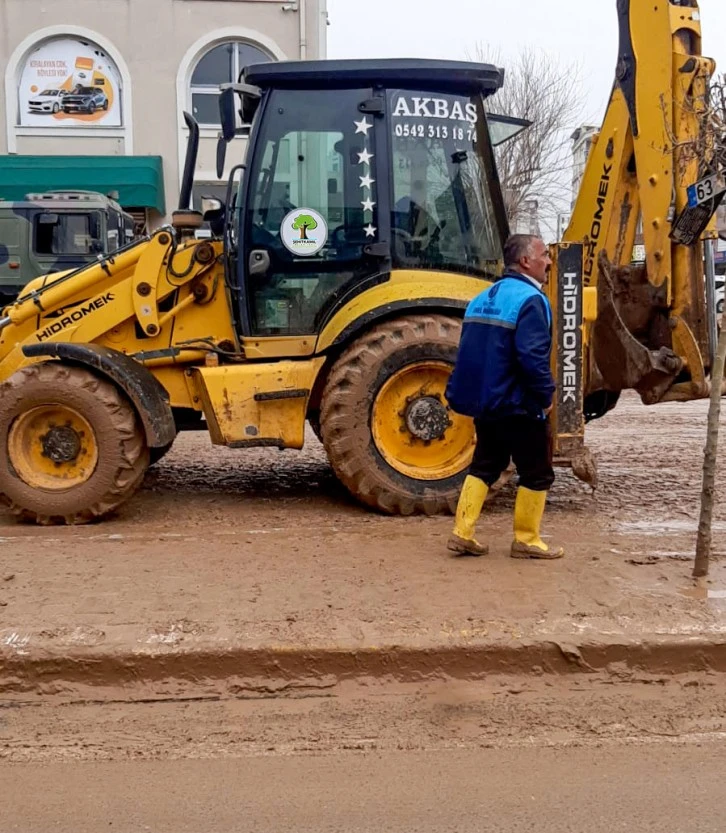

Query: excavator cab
[217,60,511,338]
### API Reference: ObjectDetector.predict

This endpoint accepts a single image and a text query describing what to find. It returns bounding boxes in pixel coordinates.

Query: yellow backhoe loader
[0,0,721,524]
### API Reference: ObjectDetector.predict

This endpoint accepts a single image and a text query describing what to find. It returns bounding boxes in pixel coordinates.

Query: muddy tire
[149,441,174,467]
[308,415,323,443]
[319,314,474,516]
[0,363,149,524]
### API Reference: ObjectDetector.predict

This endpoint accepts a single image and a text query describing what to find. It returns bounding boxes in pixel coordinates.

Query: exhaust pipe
[178,112,200,211]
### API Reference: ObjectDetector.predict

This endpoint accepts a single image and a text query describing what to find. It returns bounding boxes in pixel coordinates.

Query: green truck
[0,191,137,303]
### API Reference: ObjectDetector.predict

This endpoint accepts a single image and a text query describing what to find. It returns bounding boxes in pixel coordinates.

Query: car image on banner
[61,87,109,115]
[18,37,122,127]
[27,89,68,114]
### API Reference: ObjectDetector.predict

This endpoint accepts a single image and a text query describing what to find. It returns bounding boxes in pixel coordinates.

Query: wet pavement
[7,742,726,832]
[1,394,726,689]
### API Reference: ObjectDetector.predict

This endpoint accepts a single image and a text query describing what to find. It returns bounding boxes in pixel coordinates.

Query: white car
[28,89,67,114]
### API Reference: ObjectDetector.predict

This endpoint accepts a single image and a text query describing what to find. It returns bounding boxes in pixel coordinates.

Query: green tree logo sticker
[292,213,318,240]
[281,208,327,256]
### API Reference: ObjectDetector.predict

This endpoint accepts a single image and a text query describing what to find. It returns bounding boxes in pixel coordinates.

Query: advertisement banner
[19,38,122,127]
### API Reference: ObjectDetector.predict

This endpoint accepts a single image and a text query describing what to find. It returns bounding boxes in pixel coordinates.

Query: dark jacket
[446,270,555,420]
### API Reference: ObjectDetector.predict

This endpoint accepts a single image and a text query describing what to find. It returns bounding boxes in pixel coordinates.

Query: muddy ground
[1,392,726,661]
[3,394,726,765]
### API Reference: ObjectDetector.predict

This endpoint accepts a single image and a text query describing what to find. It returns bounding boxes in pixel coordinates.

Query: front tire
[0,363,149,524]
[319,314,474,516]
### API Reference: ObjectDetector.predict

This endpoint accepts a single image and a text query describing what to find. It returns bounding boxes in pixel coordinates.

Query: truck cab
[0,190,136,304]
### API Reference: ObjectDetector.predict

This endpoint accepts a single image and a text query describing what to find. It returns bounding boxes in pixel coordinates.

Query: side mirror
[219,88,236,142]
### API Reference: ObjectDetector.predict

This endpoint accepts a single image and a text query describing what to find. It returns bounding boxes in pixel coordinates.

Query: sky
[327,0,726,129]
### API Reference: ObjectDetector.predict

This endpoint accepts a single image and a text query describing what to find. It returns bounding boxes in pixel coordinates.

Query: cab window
[244,88,375,335]
[34,212,103,256]
[388,89,502,276]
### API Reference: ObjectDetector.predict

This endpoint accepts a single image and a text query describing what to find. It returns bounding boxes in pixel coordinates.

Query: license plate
[687,174,726,208]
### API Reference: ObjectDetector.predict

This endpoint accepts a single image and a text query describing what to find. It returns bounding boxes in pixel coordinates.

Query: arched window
[190,41,272,127]
[18,36,123,128]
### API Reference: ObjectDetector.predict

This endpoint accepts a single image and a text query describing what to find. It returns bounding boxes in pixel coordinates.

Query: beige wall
[0,0,327,217]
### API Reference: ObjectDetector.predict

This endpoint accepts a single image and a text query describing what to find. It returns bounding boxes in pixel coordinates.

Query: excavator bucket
[594,250,683,405]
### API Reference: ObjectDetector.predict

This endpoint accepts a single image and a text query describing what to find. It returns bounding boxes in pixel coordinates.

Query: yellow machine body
[0,1,722,523]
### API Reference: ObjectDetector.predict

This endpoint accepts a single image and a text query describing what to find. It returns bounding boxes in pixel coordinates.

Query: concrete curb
[3,636,726,693]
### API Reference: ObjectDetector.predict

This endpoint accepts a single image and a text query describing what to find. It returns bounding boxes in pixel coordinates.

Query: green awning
[0,155,165,214]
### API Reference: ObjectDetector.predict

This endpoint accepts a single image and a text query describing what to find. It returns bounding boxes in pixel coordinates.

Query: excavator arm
[562,0,719,407]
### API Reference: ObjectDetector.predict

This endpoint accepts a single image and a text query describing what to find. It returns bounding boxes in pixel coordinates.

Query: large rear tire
[0,363,149,524]
[319,314,475,516]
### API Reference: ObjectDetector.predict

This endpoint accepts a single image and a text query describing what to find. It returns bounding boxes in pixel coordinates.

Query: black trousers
[470,416,555,492]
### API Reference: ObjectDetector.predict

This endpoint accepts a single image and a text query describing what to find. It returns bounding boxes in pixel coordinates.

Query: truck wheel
[319,314,474,515]
[0,363,149,524]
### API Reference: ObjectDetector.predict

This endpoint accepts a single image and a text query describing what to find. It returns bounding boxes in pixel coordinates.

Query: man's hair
[503,234,539,268]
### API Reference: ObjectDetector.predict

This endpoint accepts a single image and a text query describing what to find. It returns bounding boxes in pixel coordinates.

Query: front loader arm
[0,231,238,408]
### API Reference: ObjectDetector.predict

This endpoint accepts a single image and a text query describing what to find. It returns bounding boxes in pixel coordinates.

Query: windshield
[40,90,57,96]
[75,87,94,95]
[388,89,504,277]
[34,211,103,256]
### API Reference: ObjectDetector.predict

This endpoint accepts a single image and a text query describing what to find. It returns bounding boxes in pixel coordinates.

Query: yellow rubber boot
[511,487,564,560]
[447,476,489,557]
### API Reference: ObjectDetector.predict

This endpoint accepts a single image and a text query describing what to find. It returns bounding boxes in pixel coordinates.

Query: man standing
[445,234,564,560]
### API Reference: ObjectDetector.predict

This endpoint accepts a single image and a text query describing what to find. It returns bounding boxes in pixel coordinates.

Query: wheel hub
[41,425,82,464]
[405,396,451,441]
[370,360,475,482]
[8,404,98,491]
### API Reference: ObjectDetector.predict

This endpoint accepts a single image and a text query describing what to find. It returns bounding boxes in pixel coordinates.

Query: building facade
[0,0,328,230]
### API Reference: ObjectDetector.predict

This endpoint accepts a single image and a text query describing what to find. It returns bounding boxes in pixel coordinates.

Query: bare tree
[472,46,583,235]
[660,68,726,577]
[691,74,726,578]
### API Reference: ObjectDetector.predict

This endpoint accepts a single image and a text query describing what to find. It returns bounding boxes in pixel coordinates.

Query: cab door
[241,87,389,340]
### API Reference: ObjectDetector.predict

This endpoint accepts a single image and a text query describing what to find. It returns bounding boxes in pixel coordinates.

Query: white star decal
[361,198,376,212]
[354,118,372,136]
[359,173,375,190]
[357,148,374,166]
[364,224,377,238]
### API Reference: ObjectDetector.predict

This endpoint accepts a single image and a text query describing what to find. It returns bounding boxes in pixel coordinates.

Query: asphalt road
[3,742,725,833]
